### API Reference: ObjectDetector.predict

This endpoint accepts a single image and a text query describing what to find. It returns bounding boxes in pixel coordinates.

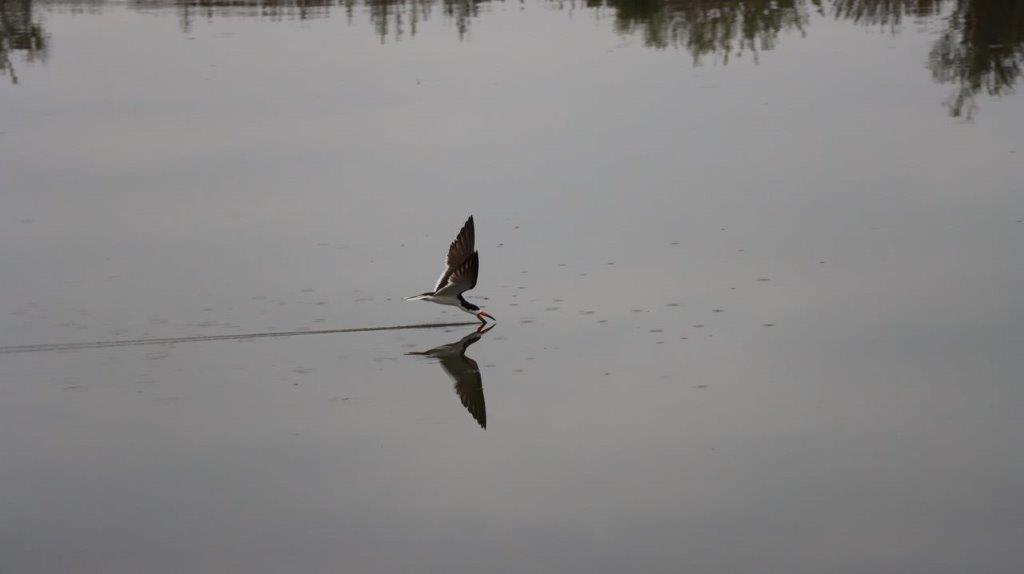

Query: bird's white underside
[406,294,477,315]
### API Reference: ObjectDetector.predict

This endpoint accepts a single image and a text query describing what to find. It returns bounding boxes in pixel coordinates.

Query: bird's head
[461,298,494,323]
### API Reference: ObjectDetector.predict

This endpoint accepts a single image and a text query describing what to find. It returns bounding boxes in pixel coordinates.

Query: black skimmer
[407,324,493,429]
[406,215,495,324]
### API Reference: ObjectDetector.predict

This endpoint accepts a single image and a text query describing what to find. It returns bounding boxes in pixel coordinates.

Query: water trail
[0,322,480,354]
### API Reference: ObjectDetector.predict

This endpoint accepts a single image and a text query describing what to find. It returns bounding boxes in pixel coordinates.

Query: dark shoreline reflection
[2,0,1023,118]
[407,324,493,429]
[132,0,483,38]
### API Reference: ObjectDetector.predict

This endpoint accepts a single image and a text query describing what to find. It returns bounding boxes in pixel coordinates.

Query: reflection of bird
[407,324,493,429]
[405,216,495,324]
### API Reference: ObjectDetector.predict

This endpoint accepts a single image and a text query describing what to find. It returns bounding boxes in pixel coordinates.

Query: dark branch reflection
[407,324,493,429]
[2,0,1023,118]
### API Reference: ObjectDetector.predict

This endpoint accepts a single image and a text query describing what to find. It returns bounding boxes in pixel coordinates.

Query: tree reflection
[588,0,815,64]
[0,0,48,84]
[830,0,1022,118]
[3,0,1023,119]
[832,0,942,28]
[929,0,1024,117]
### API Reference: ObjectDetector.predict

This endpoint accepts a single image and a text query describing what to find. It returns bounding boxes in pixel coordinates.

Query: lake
[1,0,1022,572]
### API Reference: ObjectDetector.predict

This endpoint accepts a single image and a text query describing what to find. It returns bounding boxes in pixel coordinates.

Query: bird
[407,324,493,429]
[405,215,495,323]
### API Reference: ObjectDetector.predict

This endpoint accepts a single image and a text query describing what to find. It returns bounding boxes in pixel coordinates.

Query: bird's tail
[404,293,432,301]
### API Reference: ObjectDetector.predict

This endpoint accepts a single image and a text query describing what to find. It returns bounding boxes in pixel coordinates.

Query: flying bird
[406,215,495,323]
[407,324,493,429]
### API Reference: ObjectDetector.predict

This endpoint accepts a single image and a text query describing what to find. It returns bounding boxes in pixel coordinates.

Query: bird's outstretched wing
[434,252,479,298]
[434,216,475,293]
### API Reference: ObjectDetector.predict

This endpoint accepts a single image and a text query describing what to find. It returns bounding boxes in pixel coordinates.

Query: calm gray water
[1,1,1023,572]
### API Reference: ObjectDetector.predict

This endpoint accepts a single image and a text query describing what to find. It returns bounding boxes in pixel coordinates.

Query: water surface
[1,1,1023,572]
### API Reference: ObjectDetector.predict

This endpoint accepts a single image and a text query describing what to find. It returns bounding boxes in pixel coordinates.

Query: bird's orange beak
[476,311,495,323]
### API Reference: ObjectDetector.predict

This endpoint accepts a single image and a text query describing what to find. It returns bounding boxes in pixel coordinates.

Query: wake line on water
[0,322,480,354]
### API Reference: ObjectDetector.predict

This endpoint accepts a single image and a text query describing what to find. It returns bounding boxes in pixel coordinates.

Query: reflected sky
[2,0,1023,117]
